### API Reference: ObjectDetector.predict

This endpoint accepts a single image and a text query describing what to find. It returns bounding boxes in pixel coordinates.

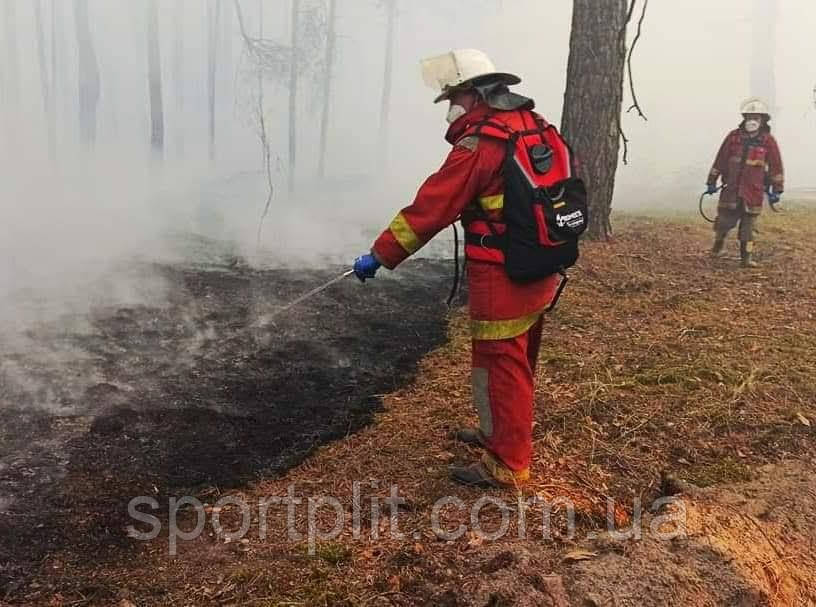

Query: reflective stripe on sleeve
[388,212,422,254]
[478,194,504,211]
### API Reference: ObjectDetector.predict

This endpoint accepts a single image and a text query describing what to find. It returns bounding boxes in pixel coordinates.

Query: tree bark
[146,0,164,156]
[317,0,337,179]
[288,0,300,194]
[207,0,220,162]
[377,0,396,172]
[73,0,100,148]
[561,0,628,240]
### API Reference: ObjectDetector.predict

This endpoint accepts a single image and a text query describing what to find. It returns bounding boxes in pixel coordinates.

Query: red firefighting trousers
[472,317,543,474]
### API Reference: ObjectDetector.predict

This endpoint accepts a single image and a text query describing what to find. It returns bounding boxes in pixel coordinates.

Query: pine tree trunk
[51,0,62,132]
[73,0,100,148]
[288,0,300,194]
[207,0,220,162]
[317,0,337,179]
[146,0,164,156]
[173,0,185,156]
[377,0,396,172]
[221,0,232,107]
[561,0,628,240]
[34,0,56,160]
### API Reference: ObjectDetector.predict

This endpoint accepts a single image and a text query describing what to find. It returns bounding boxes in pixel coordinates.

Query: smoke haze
[1,0,815,319]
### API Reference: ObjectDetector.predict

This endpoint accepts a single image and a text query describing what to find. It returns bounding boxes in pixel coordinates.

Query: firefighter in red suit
[353,50,559,487]
[706,97,784,267]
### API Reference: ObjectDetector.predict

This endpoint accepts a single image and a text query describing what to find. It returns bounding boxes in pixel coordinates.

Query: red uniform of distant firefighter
[353,49,568,488]
[706,97,785,268]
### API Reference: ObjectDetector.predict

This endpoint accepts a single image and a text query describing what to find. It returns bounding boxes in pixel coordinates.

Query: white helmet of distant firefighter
[740,97,770,117]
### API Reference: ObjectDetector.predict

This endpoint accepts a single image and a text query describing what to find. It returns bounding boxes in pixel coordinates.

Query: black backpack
[467,112,588,283]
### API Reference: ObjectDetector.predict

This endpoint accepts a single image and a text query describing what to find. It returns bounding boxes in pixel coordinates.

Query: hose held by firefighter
[353,49,587,488]
[706,97,785,268]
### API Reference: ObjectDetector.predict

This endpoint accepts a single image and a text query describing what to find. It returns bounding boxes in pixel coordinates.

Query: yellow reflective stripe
[745,159,765,167]
[470,309,543,341]
[479,194,504,211]
[388,212,422,254]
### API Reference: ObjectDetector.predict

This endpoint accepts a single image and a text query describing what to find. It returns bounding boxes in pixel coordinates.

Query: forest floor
[2,203,816,606]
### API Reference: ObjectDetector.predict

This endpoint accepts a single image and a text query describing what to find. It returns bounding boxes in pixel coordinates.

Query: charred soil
[0,255,452,602]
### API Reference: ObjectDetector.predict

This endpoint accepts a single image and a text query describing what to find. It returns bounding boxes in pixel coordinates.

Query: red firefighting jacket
[707,126,784,214]
[372,103,559,340]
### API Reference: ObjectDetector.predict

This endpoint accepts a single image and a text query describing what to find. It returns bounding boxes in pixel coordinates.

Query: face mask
[745,119,761,133]
[446,104,467,124]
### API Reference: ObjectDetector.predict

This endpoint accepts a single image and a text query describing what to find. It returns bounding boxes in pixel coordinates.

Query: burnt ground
[0,252,452,601]
[2,205,816,606]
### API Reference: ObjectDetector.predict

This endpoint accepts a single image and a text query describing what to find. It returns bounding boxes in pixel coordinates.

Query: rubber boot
[710,235,726,258]
[449,453,530,489]
[453,427,485,447]
[449,462,503,488]
[740,241,758,268]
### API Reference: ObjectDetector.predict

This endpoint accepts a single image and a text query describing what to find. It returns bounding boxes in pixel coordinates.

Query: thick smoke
[2,0,816,321]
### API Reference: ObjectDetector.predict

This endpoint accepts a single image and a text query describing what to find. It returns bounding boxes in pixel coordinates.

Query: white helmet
[740,97,770,117]
[421,49,521,104]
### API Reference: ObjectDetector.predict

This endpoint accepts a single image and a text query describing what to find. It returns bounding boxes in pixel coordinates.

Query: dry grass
[30,204,816,606]
[195,204,816,605]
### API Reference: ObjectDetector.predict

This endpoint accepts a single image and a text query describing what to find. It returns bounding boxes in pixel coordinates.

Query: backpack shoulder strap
[463,119,514,141]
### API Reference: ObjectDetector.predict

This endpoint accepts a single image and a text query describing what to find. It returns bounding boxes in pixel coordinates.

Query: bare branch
[625,0,649,120]
[617,116,629,166]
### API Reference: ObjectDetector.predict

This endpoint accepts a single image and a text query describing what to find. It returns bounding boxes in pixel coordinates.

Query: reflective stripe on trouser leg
[472,367,492,438]
[471,322,539,473]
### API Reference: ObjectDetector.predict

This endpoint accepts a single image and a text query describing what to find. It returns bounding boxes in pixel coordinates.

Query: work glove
[353,253,381,282]
[766,186,781,205]
[705,183,718,195]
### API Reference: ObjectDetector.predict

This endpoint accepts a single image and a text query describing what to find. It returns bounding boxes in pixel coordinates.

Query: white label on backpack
[556,210,585,229]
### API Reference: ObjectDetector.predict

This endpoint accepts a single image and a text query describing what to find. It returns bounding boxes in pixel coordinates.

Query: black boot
[453,427,485,447]
[710,235,726,258]
[740,241,758,268]
[449,462,502,488]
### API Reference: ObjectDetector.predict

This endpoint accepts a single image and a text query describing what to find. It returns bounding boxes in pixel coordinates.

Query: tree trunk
[2,0,20,109]
[207,0,220,162]
[146,0,164,156]
[377,0,396,172]
[51,0,62,132]
[173,0,185,156]
[221,0,232,107]
[317,0,337,179]
[287,0,300,194]
[751,0,777,113]
[34,0,56,160]
[73,0,100,148]
[561,0,628,240]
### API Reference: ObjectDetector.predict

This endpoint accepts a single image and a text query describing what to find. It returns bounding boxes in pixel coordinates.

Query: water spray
[263,269,355,321]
